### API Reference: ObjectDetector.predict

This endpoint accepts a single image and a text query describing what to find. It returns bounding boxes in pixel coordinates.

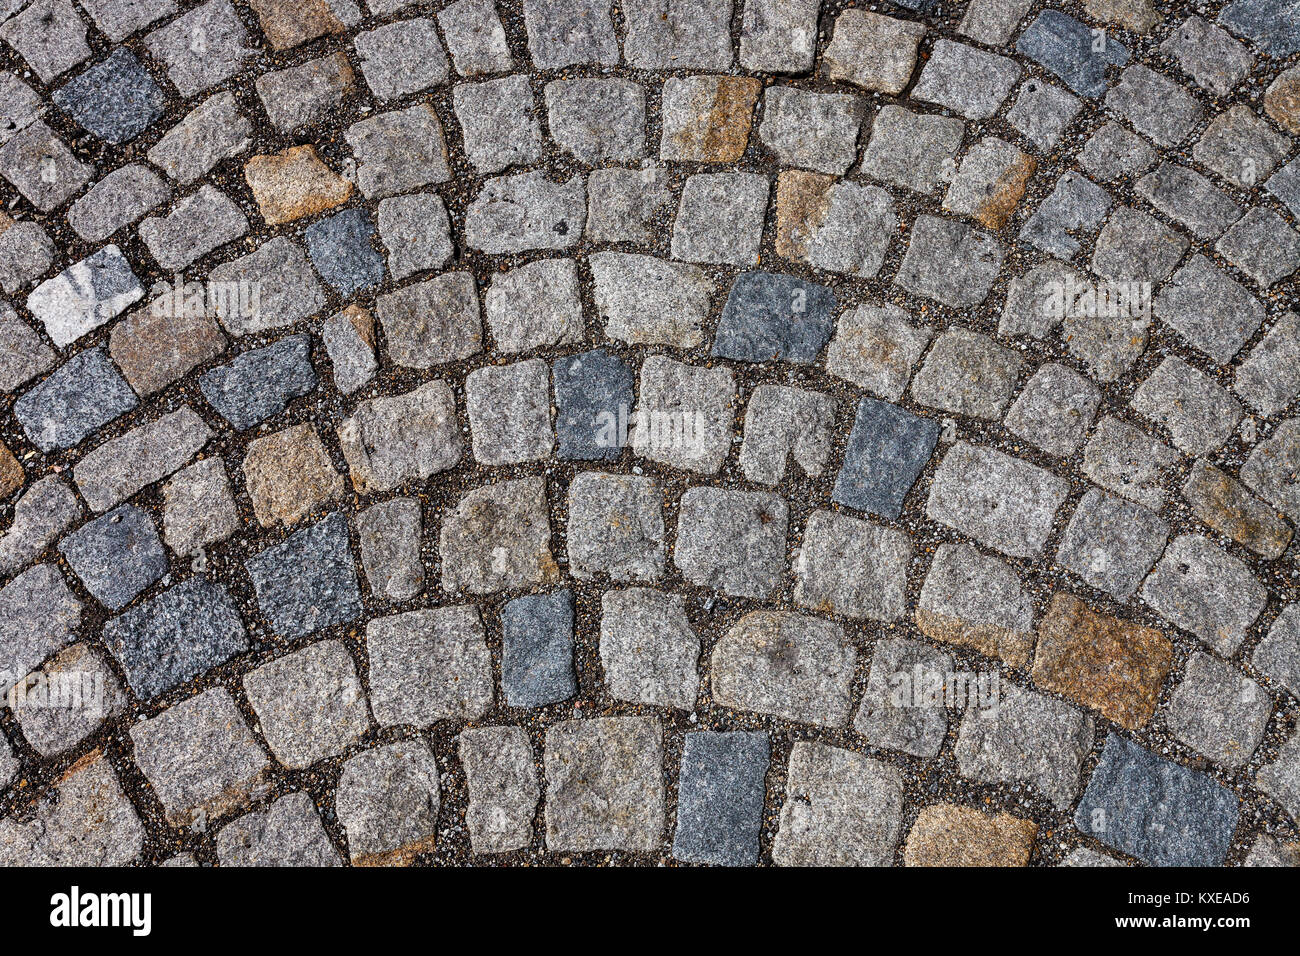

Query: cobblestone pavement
[1,0,1300,868]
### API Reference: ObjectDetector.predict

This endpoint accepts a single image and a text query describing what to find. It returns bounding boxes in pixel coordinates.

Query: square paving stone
[1162,14,1255,96]
[27,244,144,348]
[1257,732,1300,823]
[15,348,138,453]
[0,218,54,294]
[1269,158,1300,216]
[712,611,856,727]
[554,349,635,461]
[1216,208,1300,288]
[1056,489,1169,601]
[672,731,769,866]
[739,384,835,485]
[305,208,386,297]
[772,742,903,866]
[854,637,952,758]
[660,75,759,164]
[466,359,554,465]
[1168,652,1269,768]
[1219,0,1300,56]
[452,75,542,175]
[79,0,175,42]
[1019,172,1110,258]
[914,39,1020,120]
[1194,105,1290,188]
[216,792,341,867]
[355,497,423,603]
[632,356,735,474]
[795,509,910,621]
[1182,459,1292,559]
[1155,256,1264,364]
[904,804,1037,866]
[740,0,820,72]
[585,166,674,245]
[163,459,239,557]
[243,640,371,769]
[255,53,356,134]
[567,472,665,582]
[675,488,786,599]
[244,512,363,639]
[1081,415,1179,510]
[1079,122,1157,181]
[758,87,865,175]
[129,687,270,827]
[774,173,897,277]
[242,424,343,528]
[589,252,712,348]
[916,542,1035,667]
[1091,205,1188,285]
[502,590,576,708]
[337,381,461,493]
[1254,604,1300,699]
[927,442,1070,560]
[439,0,515,76]
[0,121,93,212]
[522,0,618,69]
[60,505,166,610]
[208,237,325,335]
[101,577,248,699]
[377,193,453,280]
[1137,163,1243,240]
[670,173,769,267]
[1140,533,1266,656]
[1130,357,1243,456]
[354,17,448,100]
[544,717,664,852]
[712,271,836,364]
[337,740,440,864]
[246,145,352,226]
[12,642,125,757]
[910,328,1023,420]
[366,606,493,725]
[1015,10,1128,97]
[1006,78,1081,149]
[1242,419,1300,522]
[1107,65,1206,146]
[148,92,252,185]
[376,272,482,368]
[0,0,90,83]
[941,136,1035,229]
[821,10,925,94]
[0,565,82,698]
[139,185,248,271]
[1075,733,1238,866]
[825,303,931,400]
[545,78,645,165]
[465,170,585,253]
[53,48,165,145]
[832,397,938,520]
[600,588,699,710]
[199,335,316,431]
[859,106,964,196]
[624,0,732,69]
[954,683,1094,809]
[345,103,451,200]
[1004,363,1101,457]
[1032,593,1172,729]
[0,476,81,577]
[0,755,142,866]
[484,258,583,353]
[894,215,1003,308]
[460,726,539,854]
[439,478,558,594]
[145,0,257,97]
